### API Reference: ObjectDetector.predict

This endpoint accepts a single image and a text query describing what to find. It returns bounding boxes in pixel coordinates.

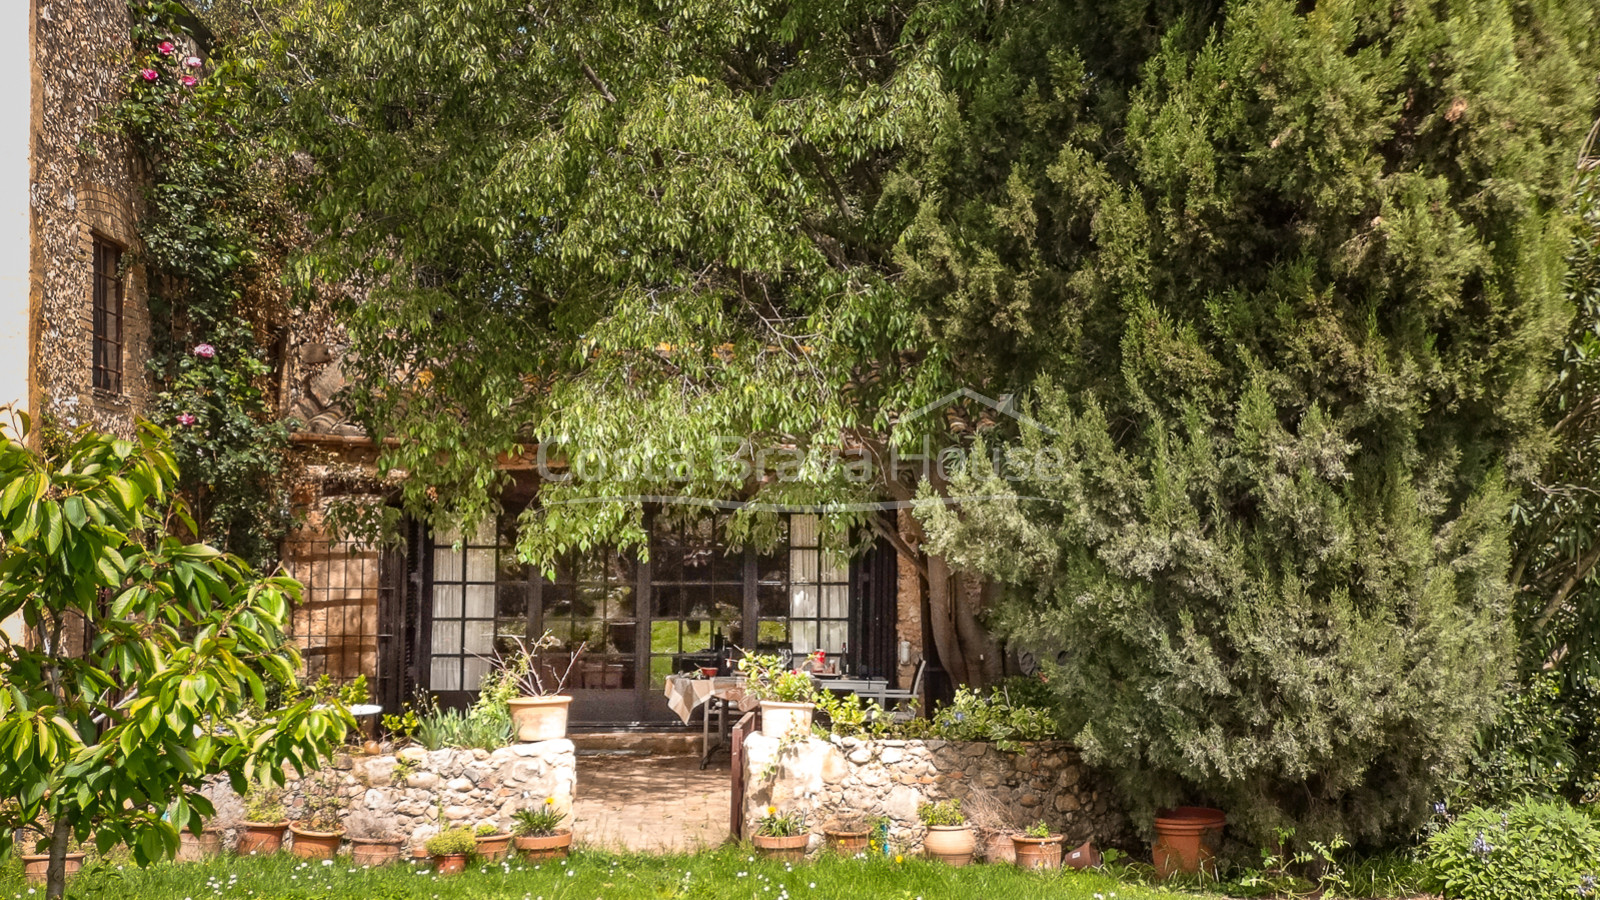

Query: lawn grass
[0,845,1224,900]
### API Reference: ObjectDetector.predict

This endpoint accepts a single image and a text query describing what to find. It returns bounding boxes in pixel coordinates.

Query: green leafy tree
[915,0,1599,847]
[0,412,349,898]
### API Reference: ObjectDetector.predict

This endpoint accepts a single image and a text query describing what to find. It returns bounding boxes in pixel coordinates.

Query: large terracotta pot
[21,852,85,885]
[350,836,403,867]
[432,853,468,875]
[922,825,975,866]
[823,829,870,856]
[475,832,513,862]
[514,830,573,862]
[1152,807,1225,879]
[759,701,814,738]
[1012,835,1063,870]
[983,832,1016,864]
[507,695,572,742]
[176,829,223,862]
[752,833,809,863]
[289,825,344,861]
[238,822,289,856]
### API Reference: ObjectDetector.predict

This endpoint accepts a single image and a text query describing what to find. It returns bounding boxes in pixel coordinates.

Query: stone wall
[204,740,576,850]
[741,735,1129,857]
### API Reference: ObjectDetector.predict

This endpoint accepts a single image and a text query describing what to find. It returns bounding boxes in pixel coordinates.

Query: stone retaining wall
[741,736,1128,857]
[204,740,575,851]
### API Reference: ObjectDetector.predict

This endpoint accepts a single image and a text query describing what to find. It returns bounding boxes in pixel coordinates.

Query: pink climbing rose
[193,343,215,359]
[184,56,202,69]
[179,76,197,88]
[158,41,175,55]
[140,69,159,81]
[175,413,196,426]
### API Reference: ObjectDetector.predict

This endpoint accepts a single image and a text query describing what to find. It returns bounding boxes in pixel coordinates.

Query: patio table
[663,675,753,768]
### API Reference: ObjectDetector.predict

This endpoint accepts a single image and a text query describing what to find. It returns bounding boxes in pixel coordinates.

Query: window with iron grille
[91,236,123,393]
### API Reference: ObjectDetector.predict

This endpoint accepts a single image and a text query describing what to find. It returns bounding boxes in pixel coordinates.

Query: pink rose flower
[179,75,197,88]
[184,56,202,69]
[140,69,159,81]
[175,413,196,426]
[193,343,215,359]
[158,41,175,55]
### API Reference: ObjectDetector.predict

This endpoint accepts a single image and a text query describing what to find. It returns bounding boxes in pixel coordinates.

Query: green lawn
[2,846,1224,900]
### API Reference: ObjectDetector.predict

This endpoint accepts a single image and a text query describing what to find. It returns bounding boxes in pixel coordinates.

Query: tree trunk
[46,815,71,900]
[925,554,970,687]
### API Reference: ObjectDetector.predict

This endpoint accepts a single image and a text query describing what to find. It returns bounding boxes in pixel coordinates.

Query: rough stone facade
[32,0,156,434]
[204,740,576,851]
[742,735,1130,858]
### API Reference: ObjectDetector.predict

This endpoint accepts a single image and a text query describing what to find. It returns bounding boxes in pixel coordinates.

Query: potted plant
[1151,806,1225,880]
[20,831,86,885]
[751,806,808,862]
[918,799,975,867]
[289,772,346,860]
[176,820,223,862]
[1012,821,1064,870]
[822,816,874,856]
[238,783,290,855]
[495,632,586,742]
[474,822,513,861]
[511,797,573,861]
[738,652,817,738]
[346,814,404,867]
[426,826,477,875]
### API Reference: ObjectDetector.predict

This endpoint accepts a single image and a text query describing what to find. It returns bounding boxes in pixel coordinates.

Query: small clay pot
[238,822,289,856]
[289,825,345,861]
[514,830,573,862]
[1012,834,1063,870]
[752,833,809,863]
[474,832,513,862]
[432,852,468,875]
[1063,839,1102,870]
[176,829,223,862]
[21,852,85,885]
[350,836,403,867]
[823,829,870,856]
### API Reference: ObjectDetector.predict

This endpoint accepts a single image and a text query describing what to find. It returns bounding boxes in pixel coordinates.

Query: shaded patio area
[572,752,732,853]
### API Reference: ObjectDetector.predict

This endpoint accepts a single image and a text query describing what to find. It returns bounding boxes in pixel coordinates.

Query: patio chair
[874,659,926,721]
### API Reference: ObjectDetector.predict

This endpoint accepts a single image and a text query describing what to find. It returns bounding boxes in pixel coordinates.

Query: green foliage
[1423,799,1600,900]
[1023,822,1052,839]
[0,412,348,896]
[119,1,292,568]
[381,706,421,744]
[413,705,512,752]
[916,800,965,828]
[1461,672,1598,806]
[510,800,565,838]
[753,807,806,839]
[738,654,818,705]
[242,782,286,824]
[920,685,1060,752]
[473,823,499,837]
[424,827,477,857]
[297,771,346,833]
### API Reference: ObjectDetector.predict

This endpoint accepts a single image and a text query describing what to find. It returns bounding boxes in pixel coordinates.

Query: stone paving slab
[573,754,732,853]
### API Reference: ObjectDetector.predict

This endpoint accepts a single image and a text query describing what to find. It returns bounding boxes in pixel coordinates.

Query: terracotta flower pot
[1063,839,1103,870]
[752,832,809,863]
[289,825,345,861]
[507,695,572,742]
[350,836,403,867]
[922,825,975,866]
[758,701,814,738]
[474,832,513,862]
[238,821,289,856]
[22,852,85,885]
[1152,807,1225,879]
[1012,835,1064,870]
[514,830,573,861]
[176,829,223,862]
[983,832,1016,864]
[432,852,468,875]
[823,828,870,856]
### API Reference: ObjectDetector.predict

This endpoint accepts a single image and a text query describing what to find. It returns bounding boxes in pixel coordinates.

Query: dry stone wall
[742,735,1129,857]
[204,740,575,851]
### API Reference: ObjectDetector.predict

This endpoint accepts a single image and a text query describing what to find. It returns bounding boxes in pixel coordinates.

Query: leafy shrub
[923,685,1060,751]
[1461,672,1600,807]
[425,827,477,856]
[414,705,512,751]
[511,799,565,837]
[917,799,965,827]
[738,653,817,704]
[474,823,499,837]
[242,783,286,824]
[1423,799,1600,900]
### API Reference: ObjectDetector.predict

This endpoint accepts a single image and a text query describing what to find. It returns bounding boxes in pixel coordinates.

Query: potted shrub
[176,822,223,862]
[512,798,573,861]
[739,653,817,738]
[1012,821,1064,870]
[346,814,404,867]
[238,784,290,855]
[1151,807,1225,880]
[289,772,346,860]
[20,832,85,885]
[752,806,808,862]
[474,822,512,861]
[426,826,477,875]
[495,632,586,742]
[918,799,975,867]
[823,816,874,856]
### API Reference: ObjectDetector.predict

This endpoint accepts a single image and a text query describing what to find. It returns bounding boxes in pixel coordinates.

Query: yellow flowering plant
[510,797,566,837]
[754,805,806,838]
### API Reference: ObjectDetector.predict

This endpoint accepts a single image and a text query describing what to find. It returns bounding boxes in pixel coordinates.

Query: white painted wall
[0,0,32,420]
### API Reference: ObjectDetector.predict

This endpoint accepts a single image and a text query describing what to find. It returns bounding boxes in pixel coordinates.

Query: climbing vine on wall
[118,0,292,567]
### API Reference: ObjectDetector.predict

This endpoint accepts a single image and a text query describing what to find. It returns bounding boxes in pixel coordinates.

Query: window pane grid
[91,237,123,393]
